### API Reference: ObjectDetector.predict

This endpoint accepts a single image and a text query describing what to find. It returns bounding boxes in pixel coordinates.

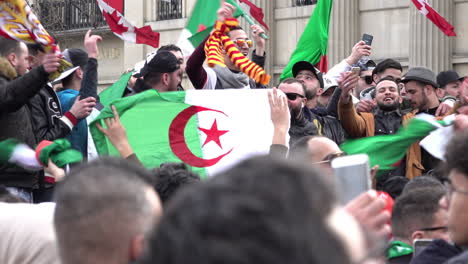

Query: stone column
[409,0,454,73]
[327,0,360,68]
[123,0,145,70]
[238,0,274,76]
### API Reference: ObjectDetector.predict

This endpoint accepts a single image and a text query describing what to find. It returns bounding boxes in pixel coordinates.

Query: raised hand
[338,71,359,104]
[69,96,97,119]
[84,30,102,59]
[346,41,372,66]
[41,53,61,74]
[96,105,134,158]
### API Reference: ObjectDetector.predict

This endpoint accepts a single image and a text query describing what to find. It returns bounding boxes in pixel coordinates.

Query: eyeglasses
[361,75,373,85]
[285,92,305,101]
[234,39,253,48]
[418,226,448,232]
[313,152,346,165]
[442,178,468,201]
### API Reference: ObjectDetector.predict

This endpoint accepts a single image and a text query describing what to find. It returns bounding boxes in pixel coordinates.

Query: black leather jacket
[28,85,71,141]
[0,59,49,188]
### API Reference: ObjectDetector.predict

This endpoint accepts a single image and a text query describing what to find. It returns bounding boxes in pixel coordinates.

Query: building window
[156,0,182,21]
[36,0,107,32]
[293,0,318,6]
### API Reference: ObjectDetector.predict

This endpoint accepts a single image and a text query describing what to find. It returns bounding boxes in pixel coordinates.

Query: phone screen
[331,154,371,204]
[362,34,373,46]
[413,239,433,256]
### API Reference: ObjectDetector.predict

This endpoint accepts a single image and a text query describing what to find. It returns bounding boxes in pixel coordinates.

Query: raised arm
[337,72,368,138]
[0,53,60,112]
[79,30,101,100]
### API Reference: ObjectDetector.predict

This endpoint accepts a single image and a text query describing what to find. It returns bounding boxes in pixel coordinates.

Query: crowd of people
[2,2,468,264]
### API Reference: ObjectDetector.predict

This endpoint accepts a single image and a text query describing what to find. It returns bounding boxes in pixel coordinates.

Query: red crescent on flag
[169,106,233,168]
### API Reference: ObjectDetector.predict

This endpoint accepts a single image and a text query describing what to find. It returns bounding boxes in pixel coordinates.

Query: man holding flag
[0,37,60,202]
[186,1,269,89]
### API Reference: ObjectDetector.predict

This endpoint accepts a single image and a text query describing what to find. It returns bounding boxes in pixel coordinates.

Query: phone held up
[331,154,371,204]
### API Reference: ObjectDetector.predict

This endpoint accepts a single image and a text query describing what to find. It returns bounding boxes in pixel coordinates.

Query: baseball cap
[135,51,180,78]
[437,70,465,88]
[292,61,324,88]
[401,67,438,88]
[51,48,88,84]
[322,75,338,93]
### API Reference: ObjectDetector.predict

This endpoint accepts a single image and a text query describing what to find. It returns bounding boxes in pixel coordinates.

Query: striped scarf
[204,18,270,85]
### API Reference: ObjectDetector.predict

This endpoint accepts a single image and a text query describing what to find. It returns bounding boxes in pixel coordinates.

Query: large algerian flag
[280,0,333,80]
[340,114,453,178]
[177,0,245,57]
[90,89,274,178]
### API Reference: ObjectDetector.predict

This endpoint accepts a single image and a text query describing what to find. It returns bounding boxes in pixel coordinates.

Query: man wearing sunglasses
[355,60,376,100]
[277,78,318,145]
[186,2,268,90]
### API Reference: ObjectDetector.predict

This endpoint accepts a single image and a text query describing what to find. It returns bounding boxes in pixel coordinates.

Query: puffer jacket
[0,57,50,188]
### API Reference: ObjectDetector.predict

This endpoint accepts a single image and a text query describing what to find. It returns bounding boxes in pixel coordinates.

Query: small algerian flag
[387,241,414,259]
[0,139,83,171]
[90,89,274,178]
[280,0,333,80]
[177,0,245,56]
[340,114,452,177]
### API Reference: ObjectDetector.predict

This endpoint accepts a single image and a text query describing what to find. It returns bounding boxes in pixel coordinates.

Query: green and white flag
[90,89,274,178]
[340,114,453,177]
[177,0,245,57]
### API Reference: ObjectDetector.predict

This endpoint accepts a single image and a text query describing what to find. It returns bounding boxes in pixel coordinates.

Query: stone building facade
[33,0,468,89]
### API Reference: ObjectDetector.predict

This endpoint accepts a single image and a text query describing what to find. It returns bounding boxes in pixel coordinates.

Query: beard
[305,88,317,100]
[377,101,400,111]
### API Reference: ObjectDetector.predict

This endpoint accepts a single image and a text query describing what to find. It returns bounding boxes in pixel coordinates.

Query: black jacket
[0,57,50,188]
[29,85,72,141]
[410,239,462,264]
[445,250,468,264]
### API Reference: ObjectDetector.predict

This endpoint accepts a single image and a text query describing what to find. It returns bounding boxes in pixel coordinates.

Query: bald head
[307,137,341,163]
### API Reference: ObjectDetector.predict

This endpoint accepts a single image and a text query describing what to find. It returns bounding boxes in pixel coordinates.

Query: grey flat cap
[401,67,438,88]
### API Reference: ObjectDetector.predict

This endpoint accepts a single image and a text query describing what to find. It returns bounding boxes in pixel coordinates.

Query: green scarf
[387,240,413,259]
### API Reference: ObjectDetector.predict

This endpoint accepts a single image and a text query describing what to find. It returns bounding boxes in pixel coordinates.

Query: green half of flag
[187,0,245,47]
[99,72,133,107]
[340,116,444,177]
[387,241,413,259]
[90,89,207,178]
[280,0,333,80]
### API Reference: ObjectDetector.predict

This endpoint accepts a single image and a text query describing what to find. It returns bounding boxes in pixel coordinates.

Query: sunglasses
[418,226,448,232]
[234,39,253,48]
[361,75,373,85]
[285,92,305,101]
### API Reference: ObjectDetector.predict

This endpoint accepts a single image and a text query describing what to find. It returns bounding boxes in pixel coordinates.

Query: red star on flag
[198,119,229,148]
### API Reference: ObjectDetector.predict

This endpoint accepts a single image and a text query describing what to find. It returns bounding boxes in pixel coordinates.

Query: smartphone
[362,33,373,46]
[331,154,371,204]
[351,67,361,75]
[413,239,433,256]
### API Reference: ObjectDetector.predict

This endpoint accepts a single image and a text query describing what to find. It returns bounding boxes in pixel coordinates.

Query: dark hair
[27,43,45,56]
[445,131,468,177]
[54,157,159,264]
[226,26,244,38]
[0,37,22,57]
[139,155,352,264]
[0,185,27,203]
[376,76,399,87]
[152,163,200,204]
[391,188,445,239]
[402,176,444,195]
[158,44,182,54]
[372,59,402,78]
[278,78,307,97]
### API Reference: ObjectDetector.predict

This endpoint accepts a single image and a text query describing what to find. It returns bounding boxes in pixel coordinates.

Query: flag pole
[240,13,268,40]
